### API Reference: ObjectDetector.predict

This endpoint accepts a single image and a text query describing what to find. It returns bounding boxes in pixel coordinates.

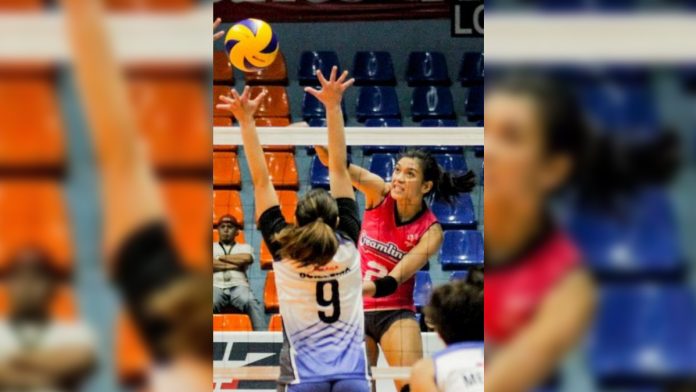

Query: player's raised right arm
[217,87,279,220]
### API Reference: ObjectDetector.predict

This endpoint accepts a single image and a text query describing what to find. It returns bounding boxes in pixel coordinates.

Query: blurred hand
[213,18,224,41]
[216,86,268,124]
[362,281,376,297]
[314,145,329,167]
[304,66,354,110]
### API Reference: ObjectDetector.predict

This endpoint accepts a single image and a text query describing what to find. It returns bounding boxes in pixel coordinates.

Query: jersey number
[316,280,340,324]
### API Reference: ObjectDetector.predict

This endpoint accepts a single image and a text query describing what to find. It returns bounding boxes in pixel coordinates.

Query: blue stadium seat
[430,194,476,229]
[568,189,683,278]
[369,153,396,182]
[413,271,433,309]
[298,51,340,86]
[420,119,458,127]
[450,271,469,281]
[356,86,401,122]
[406,51,450,86]
[465,85,484,121]
[353,51,396,86]
[310,155,329,189]
[363,146,403,155]
[411,86,456,121]
[439,230,483,270]
[459,52,484,86]
[364,118,403,127]
[434,154,468,172]
[589,284,696,382]
[302,92,347,121]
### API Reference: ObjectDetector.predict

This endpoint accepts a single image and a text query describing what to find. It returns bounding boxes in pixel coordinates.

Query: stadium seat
[355,86,401,122]
[352,51,396,86]
[439,230,484,270]
[213,85,232,117]
[310,155,330,189]
[278,191,298,224]
[430,193,477,229]
[129,74,210,169]
[213,314,253,332]
[465,86,484,121]
[244,52,288,85]
[213,151,242,188]
[213,50,233,84]
[364,118,403,127]
[0,75,65,169]
[0,0,45,10]
[105,0,196,11]
[411,86,456,121]
[264,271,279,313]
[568,189,683,278]
[434,154,468,173]
[406,51,450,86]
[299,51,340,86]
[589,284,696,382]
[213,190,244,227]
[450,271,469,281]
[249,86,290,118]
[214,116,233,128]
[161,179,211,271]
[0,181,72,275]
[369,153,397,182]
[302,91,348,121]
[269,314,283,331]
[260,241,274,270]
[459,52,484,86]
[420,119,458,127]
[265,152,299,189]
[307,118,327,127]
[413,271,433,310]
[115,311,151,387]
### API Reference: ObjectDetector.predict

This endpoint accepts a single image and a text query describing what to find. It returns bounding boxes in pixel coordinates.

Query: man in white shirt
[213,215,266,330]
[0,249,96,392]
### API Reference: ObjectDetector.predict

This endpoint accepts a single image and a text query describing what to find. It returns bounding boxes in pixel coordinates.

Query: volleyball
[225,18,279,72]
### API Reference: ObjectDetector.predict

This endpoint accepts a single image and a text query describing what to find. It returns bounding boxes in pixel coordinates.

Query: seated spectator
[213,215,266,330]
[0,249,96,391]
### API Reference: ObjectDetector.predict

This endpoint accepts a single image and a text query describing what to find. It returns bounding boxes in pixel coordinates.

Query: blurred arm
[61,0,164,257]
[487,269,596,392]
[409,358,438,392]
[9,345,96,388]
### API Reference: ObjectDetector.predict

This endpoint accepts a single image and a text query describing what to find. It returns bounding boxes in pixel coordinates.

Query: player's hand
[213,18,224,42]
[304,66,354,110]
[217,86,267,124]
[362,281,377,297]
[314,145,329,167]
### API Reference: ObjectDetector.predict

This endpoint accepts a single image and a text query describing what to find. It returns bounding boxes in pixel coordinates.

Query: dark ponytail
[489,72,681,202]
[400,149,476,204]
[274,189,339,266]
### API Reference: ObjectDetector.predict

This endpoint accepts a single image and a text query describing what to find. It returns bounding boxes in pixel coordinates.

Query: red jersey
[485,230,580,345]
[359,193,438,311]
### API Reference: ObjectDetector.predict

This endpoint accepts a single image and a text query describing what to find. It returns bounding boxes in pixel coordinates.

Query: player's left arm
[364,224,443,297]
[409,358,438,392]
[486,269,596,392]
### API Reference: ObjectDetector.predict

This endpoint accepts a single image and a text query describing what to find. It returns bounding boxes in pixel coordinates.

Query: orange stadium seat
[244,52,288,85]
[0,181,72,275]
[260,241,274,270]
[213,314,252,332]
[213,50,234,84]
[0,0,45,10]
[115,310,151,387]
[249,86,290,118]
[264,271,279,313]
[265,152,299,189]
[213,190,244,226]
[105,0,196,11]
[0,284,77,321]
[213,151,242,188]
[213,85,233,118]
[128,74,209,169]
[213,229,246,244]
[277,191,298,223]
[268,314,283,331]
[160,179,211,271]
[0,75,65,169]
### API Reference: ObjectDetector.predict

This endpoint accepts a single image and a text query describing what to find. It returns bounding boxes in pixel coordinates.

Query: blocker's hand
[216,86,268,124]
[213,18,224,41]
[304,66,354,110]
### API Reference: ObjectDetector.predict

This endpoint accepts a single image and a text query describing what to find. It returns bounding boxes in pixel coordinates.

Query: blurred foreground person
[408,270,484,392]
[0,250,96,391]
[61,1,210,390]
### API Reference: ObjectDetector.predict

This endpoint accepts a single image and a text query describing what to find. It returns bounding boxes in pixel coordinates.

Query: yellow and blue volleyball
[225,18,279,72]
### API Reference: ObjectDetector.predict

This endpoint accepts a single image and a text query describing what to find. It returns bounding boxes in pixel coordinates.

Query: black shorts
[364,309,417,343]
